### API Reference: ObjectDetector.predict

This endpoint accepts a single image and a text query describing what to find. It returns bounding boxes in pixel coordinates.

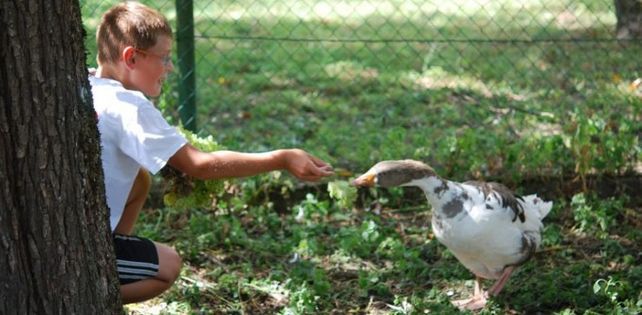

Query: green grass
[127,189,641,314]
[80,0,641,313]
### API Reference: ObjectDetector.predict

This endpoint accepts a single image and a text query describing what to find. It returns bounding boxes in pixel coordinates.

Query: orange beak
[352,172,376,187]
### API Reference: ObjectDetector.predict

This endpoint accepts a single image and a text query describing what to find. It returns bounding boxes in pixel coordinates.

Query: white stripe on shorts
[117,259,159,270]
[117,267,158,276]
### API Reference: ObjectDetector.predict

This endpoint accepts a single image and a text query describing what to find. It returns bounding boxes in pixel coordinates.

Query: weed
[571,193,626,238]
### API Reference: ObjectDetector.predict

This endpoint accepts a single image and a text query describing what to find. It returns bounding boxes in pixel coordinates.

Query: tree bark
[614,0,642,39]
[0,1,122,314]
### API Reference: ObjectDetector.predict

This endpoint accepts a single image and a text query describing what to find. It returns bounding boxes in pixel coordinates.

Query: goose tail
[521,194,553,219]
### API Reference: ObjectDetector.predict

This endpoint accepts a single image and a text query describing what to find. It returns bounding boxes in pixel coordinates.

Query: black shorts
[113,234,159,285]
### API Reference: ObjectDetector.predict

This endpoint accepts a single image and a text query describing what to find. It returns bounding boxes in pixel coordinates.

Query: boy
[90,2,333,304]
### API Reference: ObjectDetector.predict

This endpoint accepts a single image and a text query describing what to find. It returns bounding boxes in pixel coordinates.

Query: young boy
[90,2,333,304]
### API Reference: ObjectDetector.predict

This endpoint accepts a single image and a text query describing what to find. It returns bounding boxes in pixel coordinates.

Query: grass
[79,0,641,313]
[127,189,641,314]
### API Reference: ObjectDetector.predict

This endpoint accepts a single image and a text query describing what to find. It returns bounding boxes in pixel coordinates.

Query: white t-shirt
[89,75,187,231]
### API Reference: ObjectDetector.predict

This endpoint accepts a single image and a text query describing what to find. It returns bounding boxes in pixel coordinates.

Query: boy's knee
[157,244,182,284]
[166,249,182,282]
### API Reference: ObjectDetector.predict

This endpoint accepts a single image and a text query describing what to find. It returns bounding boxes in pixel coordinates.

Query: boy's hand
[282,149,334,182]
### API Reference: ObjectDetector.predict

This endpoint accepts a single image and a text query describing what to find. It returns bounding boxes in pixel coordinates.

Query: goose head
[352,160,438,188]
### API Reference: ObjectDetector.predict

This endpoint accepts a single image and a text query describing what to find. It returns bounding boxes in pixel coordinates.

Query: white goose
[353,160,552,310]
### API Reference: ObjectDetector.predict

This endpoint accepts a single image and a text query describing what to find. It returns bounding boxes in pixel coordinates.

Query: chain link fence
[81,0,640,147]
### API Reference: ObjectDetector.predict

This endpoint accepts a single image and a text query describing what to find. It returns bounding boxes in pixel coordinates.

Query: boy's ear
[122,46,137,69]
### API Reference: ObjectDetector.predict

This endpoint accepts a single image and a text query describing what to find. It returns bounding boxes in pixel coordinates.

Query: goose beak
[352,172,376,187]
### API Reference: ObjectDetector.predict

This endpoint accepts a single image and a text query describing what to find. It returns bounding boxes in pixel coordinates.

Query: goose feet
[452,292,488,310]
[451,267,516,311]
[451,276,488,310]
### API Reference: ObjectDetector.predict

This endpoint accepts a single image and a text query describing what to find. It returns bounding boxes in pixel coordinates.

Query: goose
[352,160,552,310]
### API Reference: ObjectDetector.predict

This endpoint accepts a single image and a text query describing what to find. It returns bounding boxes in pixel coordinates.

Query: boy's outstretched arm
[167,144,334,182]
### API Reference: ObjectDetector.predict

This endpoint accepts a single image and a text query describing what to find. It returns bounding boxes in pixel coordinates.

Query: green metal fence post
[176,0,196,131]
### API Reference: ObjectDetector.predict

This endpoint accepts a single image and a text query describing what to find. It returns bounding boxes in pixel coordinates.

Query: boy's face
[130,35,173,97]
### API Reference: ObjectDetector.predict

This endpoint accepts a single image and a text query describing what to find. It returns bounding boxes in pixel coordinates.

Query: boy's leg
[115,168,151,235]
[120,242,182,304]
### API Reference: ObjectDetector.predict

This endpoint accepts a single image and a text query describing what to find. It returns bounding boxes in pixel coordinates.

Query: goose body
[353,160,552,310]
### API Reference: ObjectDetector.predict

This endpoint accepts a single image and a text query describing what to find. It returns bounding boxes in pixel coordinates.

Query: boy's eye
[135,48,172,66]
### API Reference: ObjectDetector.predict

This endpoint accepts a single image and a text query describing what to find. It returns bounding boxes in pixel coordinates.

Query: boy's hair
[96,2,173,65]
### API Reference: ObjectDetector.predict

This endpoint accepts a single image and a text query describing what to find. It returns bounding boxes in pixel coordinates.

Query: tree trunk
[614,0,642,39]
[0,1,122,314]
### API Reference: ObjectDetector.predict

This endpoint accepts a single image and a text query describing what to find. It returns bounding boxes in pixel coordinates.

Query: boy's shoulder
[89,75,150,113]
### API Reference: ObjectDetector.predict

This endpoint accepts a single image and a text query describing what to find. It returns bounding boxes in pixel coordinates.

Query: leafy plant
[327,180,357,210]
[282,283,318,314]
[592,276,641,314]
[293,193,330,225]
[571,193,626,238]
[161,127,226,210]
[594,277,625,304]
